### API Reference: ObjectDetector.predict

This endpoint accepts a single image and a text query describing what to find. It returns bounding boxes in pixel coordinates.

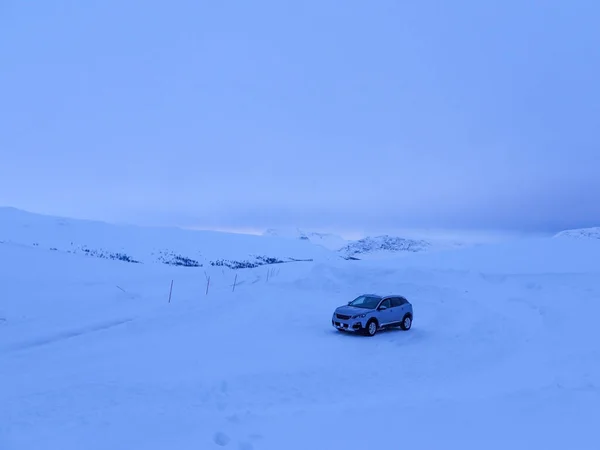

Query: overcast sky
[1,0,599,237]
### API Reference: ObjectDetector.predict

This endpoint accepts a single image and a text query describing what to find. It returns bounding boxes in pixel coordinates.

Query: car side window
[390,297,402,307]
[379,299,391,309]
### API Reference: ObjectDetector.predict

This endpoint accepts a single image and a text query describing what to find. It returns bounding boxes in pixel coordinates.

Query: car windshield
[348,295,380,309]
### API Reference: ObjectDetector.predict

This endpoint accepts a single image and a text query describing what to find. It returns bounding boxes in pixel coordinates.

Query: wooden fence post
[232,273,238,292]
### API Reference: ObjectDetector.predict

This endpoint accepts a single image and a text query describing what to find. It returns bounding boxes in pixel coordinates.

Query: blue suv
[332,294,413,336]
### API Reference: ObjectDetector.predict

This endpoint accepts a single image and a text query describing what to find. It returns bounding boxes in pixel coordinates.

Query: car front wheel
[365,320,378,337]
[400,315,412,330]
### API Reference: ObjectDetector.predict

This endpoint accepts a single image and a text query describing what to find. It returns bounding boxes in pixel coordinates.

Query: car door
[377,298,393,325]
[389,297,405,324]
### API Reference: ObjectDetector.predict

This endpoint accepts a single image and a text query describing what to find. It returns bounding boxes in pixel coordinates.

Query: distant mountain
[263,228,465,259]
[262,228,347,251]
[339,235,431,258]
[554,227,600,240]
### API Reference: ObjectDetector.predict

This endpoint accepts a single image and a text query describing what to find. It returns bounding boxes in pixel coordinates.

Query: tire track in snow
[0,318,133,354]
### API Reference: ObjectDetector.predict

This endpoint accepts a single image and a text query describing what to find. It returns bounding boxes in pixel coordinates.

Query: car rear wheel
[400,314,412,330]
[365,320,378,337]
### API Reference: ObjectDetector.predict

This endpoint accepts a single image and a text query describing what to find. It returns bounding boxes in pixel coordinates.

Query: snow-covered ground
[1,212,600,449]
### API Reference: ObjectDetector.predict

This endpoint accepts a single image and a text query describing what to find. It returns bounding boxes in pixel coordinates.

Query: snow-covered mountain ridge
[338,235,431,258]
[2,208,442,267]
[6,208,594,269]
[0,207,330,269]
[554,226,600,240]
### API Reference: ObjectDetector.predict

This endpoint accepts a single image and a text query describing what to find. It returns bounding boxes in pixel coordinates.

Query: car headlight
[352,313,366,319]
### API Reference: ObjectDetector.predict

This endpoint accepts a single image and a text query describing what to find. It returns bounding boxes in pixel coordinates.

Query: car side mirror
[378,305,387,310]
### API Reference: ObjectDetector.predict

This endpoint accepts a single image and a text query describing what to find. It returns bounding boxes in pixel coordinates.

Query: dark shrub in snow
[158,250,202,267]
[79,246,141,263]
[210,255,286,270]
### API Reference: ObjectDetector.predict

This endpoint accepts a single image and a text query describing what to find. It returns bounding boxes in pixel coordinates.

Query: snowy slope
[0,207,334,268]
[1,219,600,449]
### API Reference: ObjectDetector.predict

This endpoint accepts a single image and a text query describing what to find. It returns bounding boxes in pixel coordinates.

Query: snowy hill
[338,234,432,258]
[0,207,334,269]
[2,212,600,449]
[554,226,600,240]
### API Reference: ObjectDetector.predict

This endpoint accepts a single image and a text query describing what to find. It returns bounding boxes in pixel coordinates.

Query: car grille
[336,313,351,320]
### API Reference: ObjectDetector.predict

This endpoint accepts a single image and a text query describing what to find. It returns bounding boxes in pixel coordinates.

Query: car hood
[335,305,373,316]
